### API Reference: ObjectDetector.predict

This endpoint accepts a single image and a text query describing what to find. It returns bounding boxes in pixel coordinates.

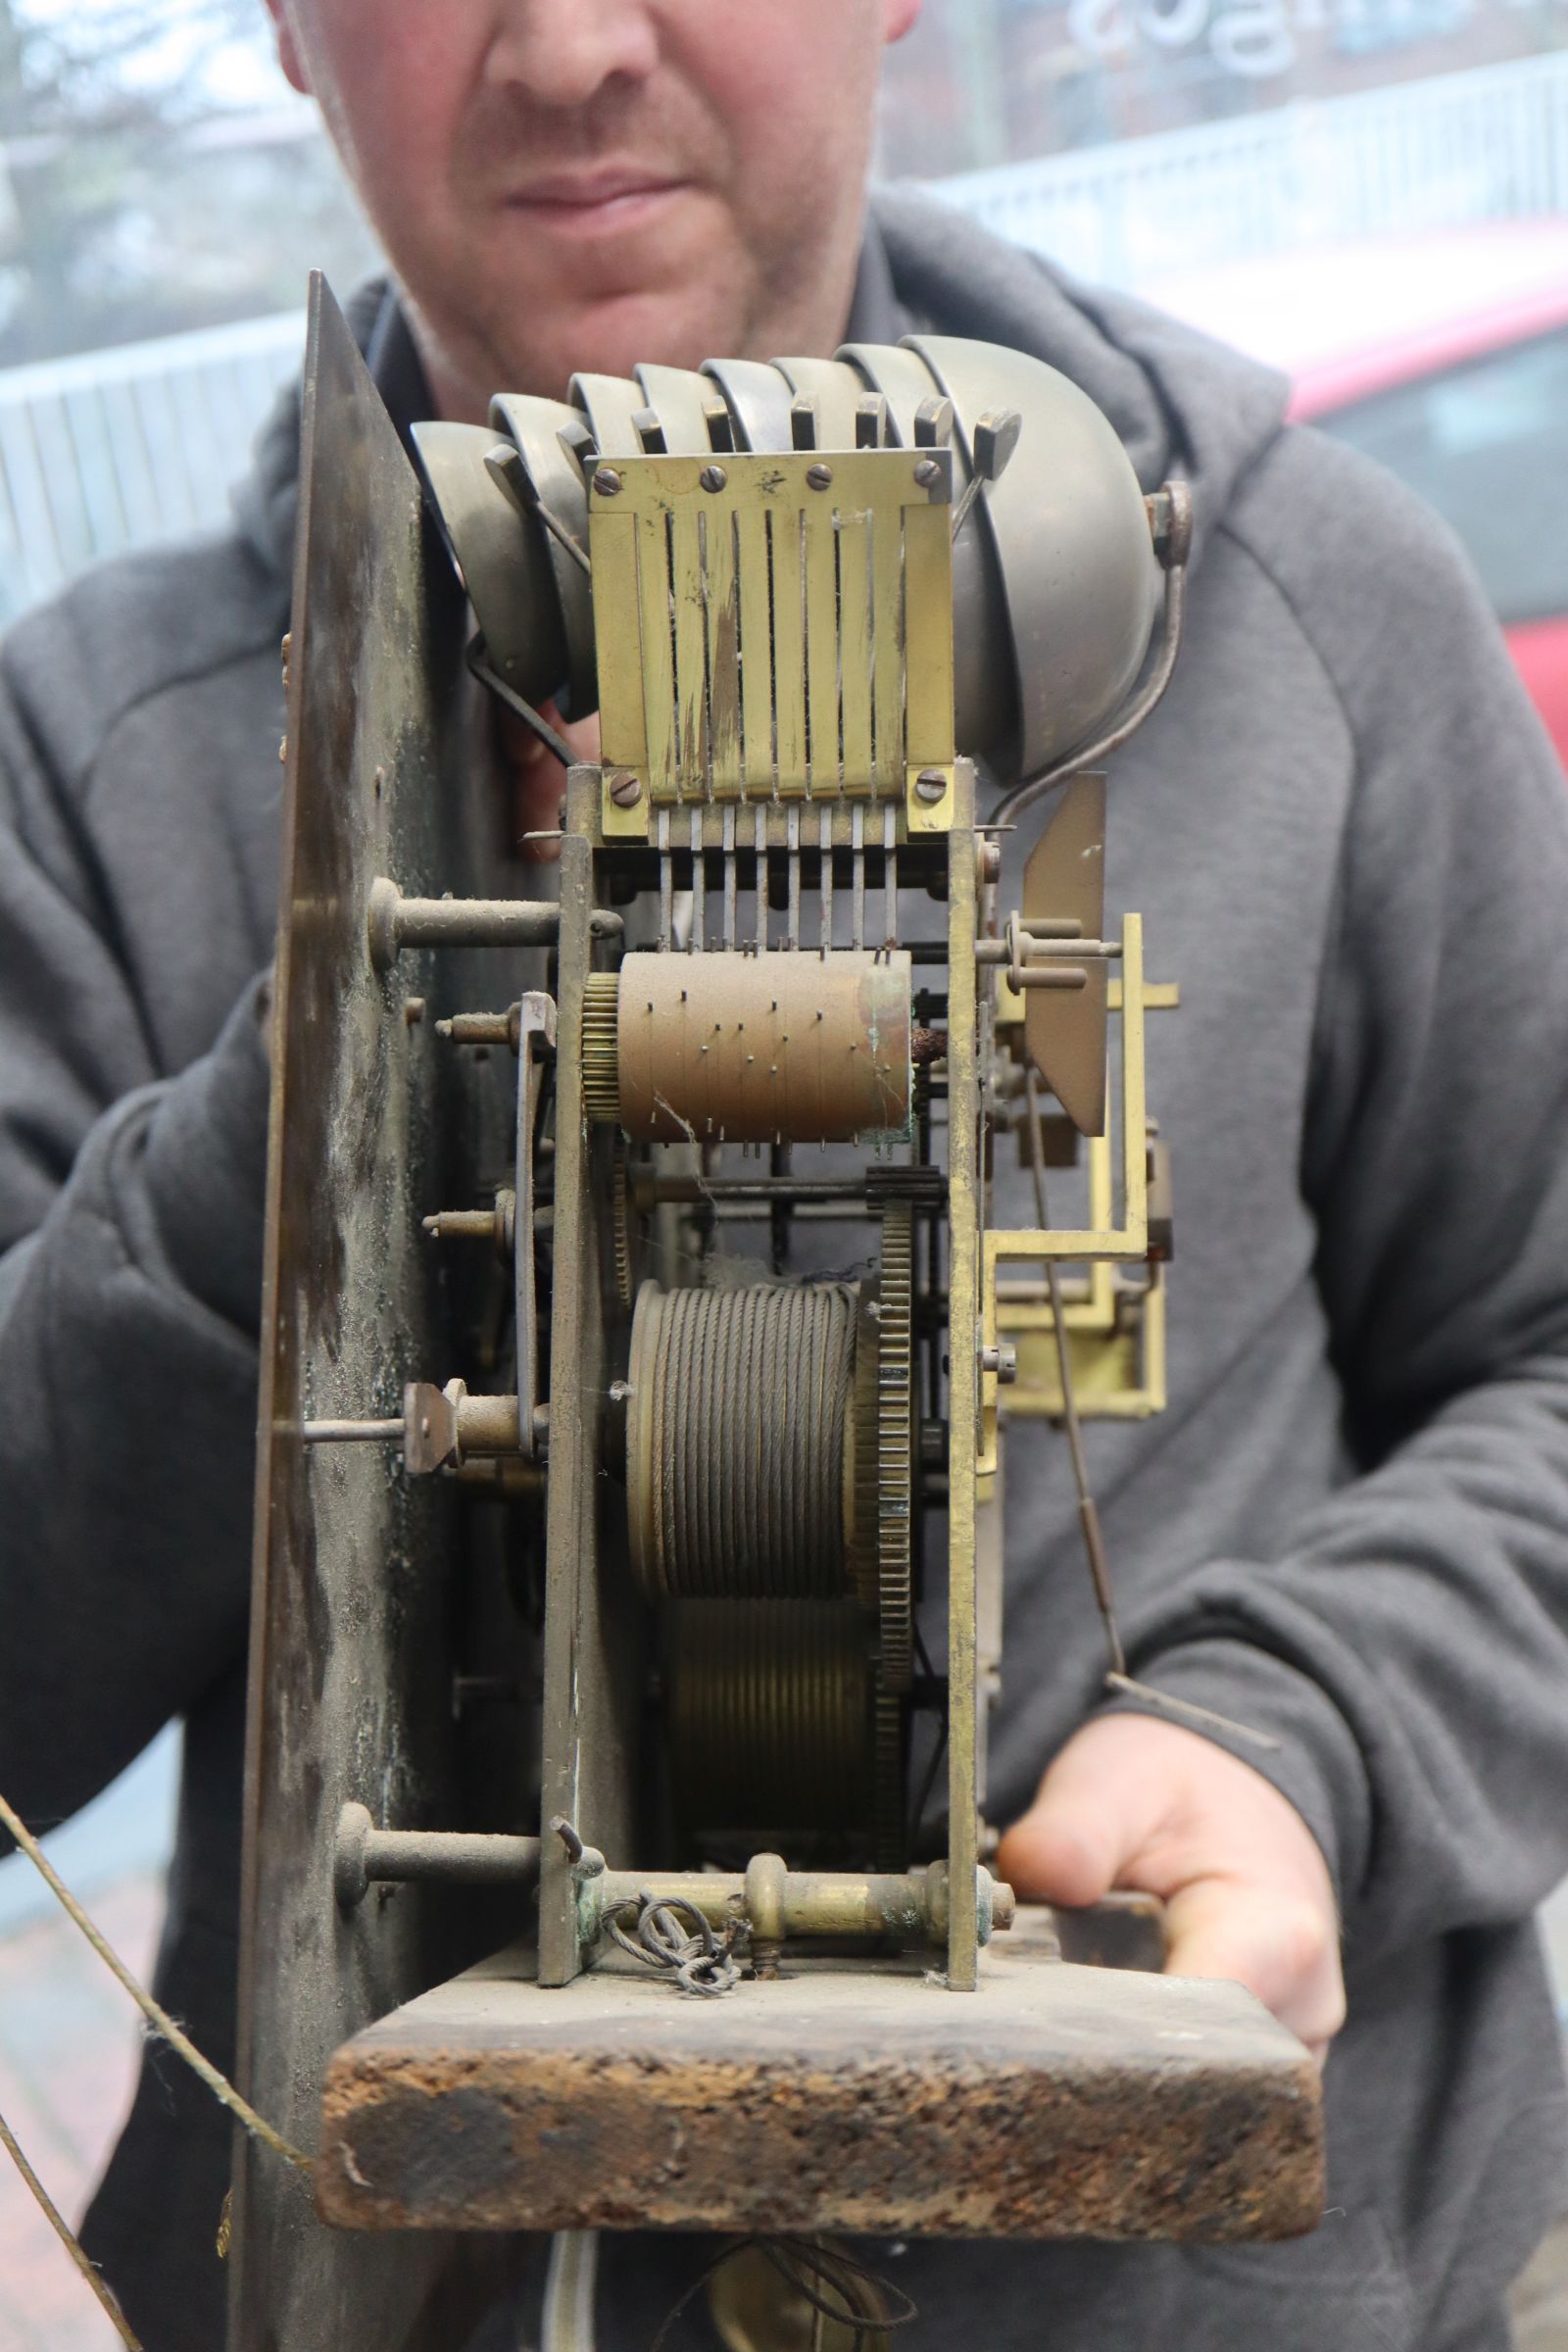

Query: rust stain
[317,2037,1321,2241]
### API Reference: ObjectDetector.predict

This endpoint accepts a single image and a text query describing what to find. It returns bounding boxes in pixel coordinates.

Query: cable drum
[628,1281,857,1600]
[667,1599,874,1837]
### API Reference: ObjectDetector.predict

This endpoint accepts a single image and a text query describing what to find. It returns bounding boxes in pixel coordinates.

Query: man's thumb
[996,1763,1120,1908]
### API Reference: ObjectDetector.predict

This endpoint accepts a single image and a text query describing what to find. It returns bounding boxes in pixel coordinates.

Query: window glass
[877,0,1568,179]
[1317,330,1568,624]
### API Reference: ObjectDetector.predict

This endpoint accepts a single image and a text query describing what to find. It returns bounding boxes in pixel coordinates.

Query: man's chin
[481,279,761,400]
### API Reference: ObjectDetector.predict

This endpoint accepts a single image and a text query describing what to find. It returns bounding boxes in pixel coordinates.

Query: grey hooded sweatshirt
[3,190,1568,2352]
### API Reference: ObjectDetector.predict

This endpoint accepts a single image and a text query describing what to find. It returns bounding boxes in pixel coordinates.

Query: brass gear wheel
[581,970,620,1124]
[872,1689,907,1872]
[846,1226,914,1864]
[612,1136,638,1313]
[848,1292,881,1613]
[874,1202,915,1697]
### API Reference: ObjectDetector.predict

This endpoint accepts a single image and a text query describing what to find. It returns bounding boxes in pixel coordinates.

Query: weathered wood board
[318,1932,1323,2243]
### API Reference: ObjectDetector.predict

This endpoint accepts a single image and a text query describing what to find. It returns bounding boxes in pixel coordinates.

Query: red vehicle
[1152,221,1568,765]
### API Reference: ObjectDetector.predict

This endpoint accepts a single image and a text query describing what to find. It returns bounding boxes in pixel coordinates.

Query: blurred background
[2,3,1566,2345]
[3,2,1567,742]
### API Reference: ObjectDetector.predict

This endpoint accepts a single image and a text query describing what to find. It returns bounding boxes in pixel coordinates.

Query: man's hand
[995,1714,1346,2062]
[497,703,601,860]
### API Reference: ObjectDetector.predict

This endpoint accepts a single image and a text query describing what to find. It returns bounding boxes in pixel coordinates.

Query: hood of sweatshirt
[234,186,1291,602]
[873,185,1291,566]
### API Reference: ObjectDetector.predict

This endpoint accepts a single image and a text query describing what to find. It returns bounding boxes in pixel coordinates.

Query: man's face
[269,0,920,419]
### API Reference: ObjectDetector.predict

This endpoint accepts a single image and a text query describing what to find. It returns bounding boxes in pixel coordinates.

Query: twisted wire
[652,2232,918,2352]
[607,1894,740,1997]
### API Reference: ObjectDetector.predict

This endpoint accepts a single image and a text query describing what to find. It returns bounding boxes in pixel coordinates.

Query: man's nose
[486,0,662,109]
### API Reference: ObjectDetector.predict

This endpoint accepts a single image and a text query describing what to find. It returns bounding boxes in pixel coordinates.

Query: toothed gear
[848,1291,882,1612]
[612,1137,637,1312]
[875,1202,915,1696]
[580,971,620,1124]
[872,1688,908,1871]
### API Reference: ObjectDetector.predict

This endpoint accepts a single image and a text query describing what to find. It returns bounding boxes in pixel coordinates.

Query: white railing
[0,311,304,623]
[2,53,1566,623]
[937,50,1568,290]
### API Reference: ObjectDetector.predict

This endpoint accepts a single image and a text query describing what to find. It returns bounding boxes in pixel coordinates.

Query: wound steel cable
[630,1283,856,1599]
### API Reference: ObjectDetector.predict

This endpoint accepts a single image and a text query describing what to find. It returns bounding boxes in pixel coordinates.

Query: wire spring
[607,1893,743,1998]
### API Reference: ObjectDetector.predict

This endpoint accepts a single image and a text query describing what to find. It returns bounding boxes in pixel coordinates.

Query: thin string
[1102,1670,1281,1750]
[0,2100,143,2349]
[0,1785,313,2174]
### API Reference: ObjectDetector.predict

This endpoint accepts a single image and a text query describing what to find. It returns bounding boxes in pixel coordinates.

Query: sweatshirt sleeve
[1102,436,1568,1966]
[0,652,270,1840]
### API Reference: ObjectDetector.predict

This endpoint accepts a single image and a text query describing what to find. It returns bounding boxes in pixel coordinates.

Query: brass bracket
[587,448,957,830]
[980,913,1160,1472]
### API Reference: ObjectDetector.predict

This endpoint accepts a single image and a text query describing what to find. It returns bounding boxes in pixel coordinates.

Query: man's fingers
[996,1718,1347,2063]
[995,1803,1116,1908]
[1162,1880,1346,2059]
[995,1724,1169,1906]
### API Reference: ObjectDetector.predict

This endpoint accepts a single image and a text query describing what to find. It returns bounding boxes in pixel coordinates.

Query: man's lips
[503,170,693,232]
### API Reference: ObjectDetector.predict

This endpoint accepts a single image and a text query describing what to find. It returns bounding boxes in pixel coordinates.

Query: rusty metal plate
[317,1936,1323,2243]
[232,276,518,2351]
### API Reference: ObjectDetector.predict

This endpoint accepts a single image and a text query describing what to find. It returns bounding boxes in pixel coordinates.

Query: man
[2,2,1566,2345]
